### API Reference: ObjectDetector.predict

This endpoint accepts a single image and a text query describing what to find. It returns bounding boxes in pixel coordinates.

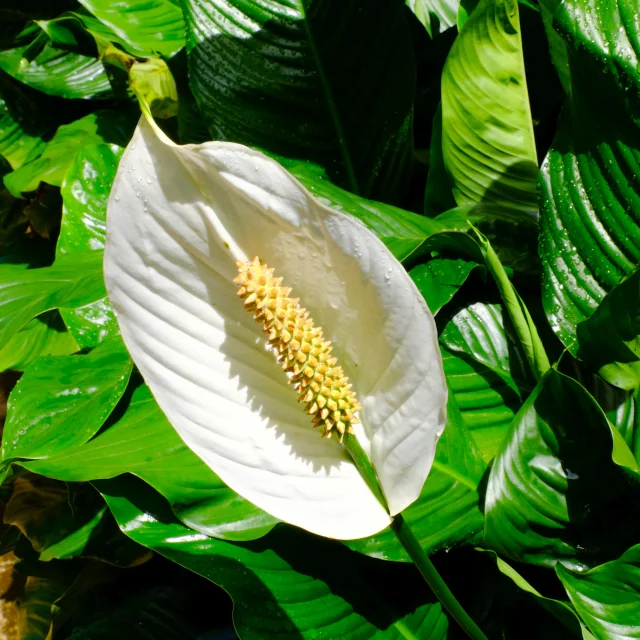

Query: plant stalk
[391,514,488,640]
[344,434,488,640]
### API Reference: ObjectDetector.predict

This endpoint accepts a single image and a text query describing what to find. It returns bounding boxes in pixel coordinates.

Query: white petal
[105,118,446,538]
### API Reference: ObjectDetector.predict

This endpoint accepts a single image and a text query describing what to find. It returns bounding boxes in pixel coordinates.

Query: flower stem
[390,514,488,640]
[344,434,487,640]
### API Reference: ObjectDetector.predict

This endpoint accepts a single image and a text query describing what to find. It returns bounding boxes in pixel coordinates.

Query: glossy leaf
[442,346,520,462]
[77,0,185,57]
[0,311,78,372]
[0,98,46,169]
[485,369,640,569]
[441,0,538,212]
[557,544,640,640]
[440,301,523,382]
[58,143,122,347]
[0,43,110,100]
[98,475,450,640]
[576,268,640,390]
[0,252,106,347]
[539,0,640,353]
[4,111,132,197]
[1,338,132,462]
[23,382,278,542]
[410,257,477,314]
[183,0,416,202]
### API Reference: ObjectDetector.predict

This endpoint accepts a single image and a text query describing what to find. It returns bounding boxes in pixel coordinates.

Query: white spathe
[104,118,447,540]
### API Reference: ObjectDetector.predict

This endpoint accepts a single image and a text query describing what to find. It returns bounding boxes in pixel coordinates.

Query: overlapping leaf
[557,544,640,640]
[0,43,111,100]
[58,143,122,347]
[485,369,640,569]
[441,0,538,213]
[539,0,640,352]
[98,475,450,640]
[23,382,278,542]
[182,0,416,202]
[1,338,131,462]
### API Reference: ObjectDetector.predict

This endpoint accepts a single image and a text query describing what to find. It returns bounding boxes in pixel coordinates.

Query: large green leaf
[22,382,278,542]
[347,391,485,560]
[442,346,520,462]
[0,43,111,100]
[485,369,640,569]
[441,0,538,213]
[1,338,132,462]
[98,475,450,640]
[557,544,640,640]
[0,252,107,349]
[4,111,133,197]
[77,0,185,57]
[576,268,640,390]
[58,143,122,347]
[440,301,526,384]
[539,0,640,352]
[410,258,477,314]
[0,311,78,372]
[182,0,416,202]
[0,98,46,169]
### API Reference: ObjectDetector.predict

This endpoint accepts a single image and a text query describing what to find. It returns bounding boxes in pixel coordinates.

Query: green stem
[391,514,489,640]
[343,434,487,640]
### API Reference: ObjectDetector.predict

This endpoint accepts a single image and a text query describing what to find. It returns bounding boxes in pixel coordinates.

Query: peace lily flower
[104,117,447,540]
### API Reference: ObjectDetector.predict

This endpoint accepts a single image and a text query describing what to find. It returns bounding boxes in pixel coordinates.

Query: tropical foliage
[0,0,638,638]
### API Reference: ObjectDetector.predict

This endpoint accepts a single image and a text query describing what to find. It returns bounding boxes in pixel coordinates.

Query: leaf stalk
[344,434,488,640]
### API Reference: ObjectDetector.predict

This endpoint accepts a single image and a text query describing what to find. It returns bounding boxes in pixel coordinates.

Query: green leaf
[0,43,111,100]
[182,0,416,203]
[576,269,640,390]
[410,257,476,314]
[441,0,538,213]
[0,252,107,347]
[347,390,485,560]
[58,143,123,347]
[485,369,640,569]
[22,382,278,542]
[98,475,450,640]
[0,98,46,169]
[284,160,445,262]
[407,0,460,38]
[77,0,185,57]
[539,0,640,353]
[1,338,132,462]
[443,346,520,462]
[0,311,78,372]
[557,544,640,640]
[4,111,133,197]
[440,301,526,384]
